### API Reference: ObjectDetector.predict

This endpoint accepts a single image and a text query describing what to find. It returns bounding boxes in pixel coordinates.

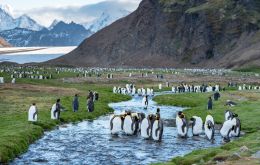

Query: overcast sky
[0,0,141,26]
[0,0,140,10]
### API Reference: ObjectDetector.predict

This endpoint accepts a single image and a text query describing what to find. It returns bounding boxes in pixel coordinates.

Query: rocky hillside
[49,0,260,68]
[0,37,11,47]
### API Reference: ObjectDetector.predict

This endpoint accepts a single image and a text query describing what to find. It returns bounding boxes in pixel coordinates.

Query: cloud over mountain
[19,0,140,27]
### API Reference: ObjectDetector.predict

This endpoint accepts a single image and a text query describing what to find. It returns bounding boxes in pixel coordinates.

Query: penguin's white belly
[141,118,151,138]
[204,115,215,140]
[51,104,58,119]
[220,120,233,138]
[132,89,136,95]
[205,126,214,140]
[152,120,162,141]
[192,116,203,135]
[176,118,187,137]
[151,90,154,96]
[110,116,122,134]
[28,109,37,122]
[192,124,203,135]
[123,116,135,135]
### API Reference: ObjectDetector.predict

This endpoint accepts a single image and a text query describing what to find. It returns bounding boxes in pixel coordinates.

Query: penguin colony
[110,110,241,143]
[113,84,154,97]
[110,111,163,141]
[111,85,241,143]
[176,110,241,142]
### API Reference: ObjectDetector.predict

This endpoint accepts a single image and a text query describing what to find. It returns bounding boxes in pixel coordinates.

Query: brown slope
[0,37,11,47]
[48,0,260,68]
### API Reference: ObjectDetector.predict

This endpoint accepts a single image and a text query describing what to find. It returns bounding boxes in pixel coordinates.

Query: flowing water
[12,92,222,165]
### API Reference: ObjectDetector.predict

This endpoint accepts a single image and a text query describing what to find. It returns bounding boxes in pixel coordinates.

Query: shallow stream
[12,92,222,165]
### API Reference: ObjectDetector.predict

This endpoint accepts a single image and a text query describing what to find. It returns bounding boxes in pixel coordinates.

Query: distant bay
[0,47,76,64]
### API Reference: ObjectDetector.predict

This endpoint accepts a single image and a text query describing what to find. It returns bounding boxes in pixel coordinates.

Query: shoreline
[0,48,47,55]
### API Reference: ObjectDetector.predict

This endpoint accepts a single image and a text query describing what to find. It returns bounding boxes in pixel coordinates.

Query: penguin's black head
[233,113,238,117]
[178,111,182,115]
[126,111,131,115]
[189,117,195,126]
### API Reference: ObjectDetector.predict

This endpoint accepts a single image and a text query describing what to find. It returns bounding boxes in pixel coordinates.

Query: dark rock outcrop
[49,0,260,68]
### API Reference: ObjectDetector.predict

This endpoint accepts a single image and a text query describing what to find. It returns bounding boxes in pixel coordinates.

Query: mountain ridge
[0,21,92,46]
[48,0,260,68]
[0,7,43,31]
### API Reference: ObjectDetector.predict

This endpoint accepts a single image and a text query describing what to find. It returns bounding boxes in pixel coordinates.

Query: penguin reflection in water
[176,111,188,138]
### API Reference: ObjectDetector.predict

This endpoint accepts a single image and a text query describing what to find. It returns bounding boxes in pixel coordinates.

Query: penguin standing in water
[189,116,203,136]
[137,89,142,96]
[110,114,125,135]
[123,111,139,135]
[141,114,155,139]
[176,111,188,138]
[230,114,241,137]
[142,95,149,109]
[220,119,234,142]
[152,108,163,141]
[221,112,241,142]
[151,88,154,96]
[204,115,215,142]
[132,87,136,96]
[137,112,146,132]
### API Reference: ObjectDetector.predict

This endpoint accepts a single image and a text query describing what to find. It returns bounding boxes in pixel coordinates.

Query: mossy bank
[0,80,130,163]
[154,91,260,165]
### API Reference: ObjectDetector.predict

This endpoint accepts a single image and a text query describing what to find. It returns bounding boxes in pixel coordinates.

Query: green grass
[154,91,260,164]
[0,82,130,163]
[234,66,260,74]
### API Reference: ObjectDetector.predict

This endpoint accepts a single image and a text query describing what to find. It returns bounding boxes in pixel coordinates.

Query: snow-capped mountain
[84,10,130,32]
[0,1,136,46]
[0,7,17,31]
[15,15,43,31]
[0,4,14,17]
[48,19,60,30]
[0,5,43,31]
[0,21,92,46]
